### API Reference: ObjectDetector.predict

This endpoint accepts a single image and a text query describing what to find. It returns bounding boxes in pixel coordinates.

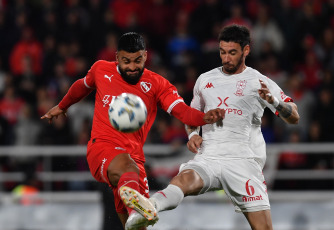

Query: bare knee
[107,154,139,186]
[171,169,203,196]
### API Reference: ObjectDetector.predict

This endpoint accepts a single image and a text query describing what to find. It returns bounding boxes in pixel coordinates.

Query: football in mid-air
[108,93,147,133]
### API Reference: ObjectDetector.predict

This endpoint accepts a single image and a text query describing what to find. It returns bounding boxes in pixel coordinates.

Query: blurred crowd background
[0,0,334,192]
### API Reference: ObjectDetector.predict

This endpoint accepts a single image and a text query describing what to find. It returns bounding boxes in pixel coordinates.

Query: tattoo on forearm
[276,101,292,118]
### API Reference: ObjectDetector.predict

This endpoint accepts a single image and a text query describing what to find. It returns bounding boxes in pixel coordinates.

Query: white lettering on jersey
[104,74,113,82]
[140,82,152,93]
[100,158,108,183]
[102,95,117,107]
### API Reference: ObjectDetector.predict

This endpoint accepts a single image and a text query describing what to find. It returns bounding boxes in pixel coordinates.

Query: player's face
[219,41,249,74]
[117,50,147,85]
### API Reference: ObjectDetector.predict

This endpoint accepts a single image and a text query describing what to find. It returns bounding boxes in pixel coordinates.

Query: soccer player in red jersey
[41,32,224,228]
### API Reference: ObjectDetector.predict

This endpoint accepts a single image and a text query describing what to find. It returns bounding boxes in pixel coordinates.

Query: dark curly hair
[218,25,251,49]
[117,32,146,52]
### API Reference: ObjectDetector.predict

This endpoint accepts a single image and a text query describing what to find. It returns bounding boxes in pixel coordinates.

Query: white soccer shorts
[179,154,270,212]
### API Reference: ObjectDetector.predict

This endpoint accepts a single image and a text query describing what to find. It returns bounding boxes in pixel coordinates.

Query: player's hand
[203,108,225,124]
[40,105,67,124]
[187,134,203,154]
[258,80,274,104]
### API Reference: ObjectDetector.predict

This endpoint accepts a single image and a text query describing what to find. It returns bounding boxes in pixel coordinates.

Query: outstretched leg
[124,169,204,229]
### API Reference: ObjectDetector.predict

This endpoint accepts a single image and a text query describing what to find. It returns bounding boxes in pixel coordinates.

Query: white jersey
[191,66,292,165]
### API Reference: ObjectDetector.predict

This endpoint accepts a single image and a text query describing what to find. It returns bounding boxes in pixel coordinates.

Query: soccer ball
[108,93,147,133]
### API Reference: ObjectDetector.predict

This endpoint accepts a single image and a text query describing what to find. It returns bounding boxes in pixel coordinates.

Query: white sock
[150,184,184,212]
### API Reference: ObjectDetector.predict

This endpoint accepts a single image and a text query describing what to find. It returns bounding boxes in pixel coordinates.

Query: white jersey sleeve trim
[167,99,184,114]
[84,77,93,89]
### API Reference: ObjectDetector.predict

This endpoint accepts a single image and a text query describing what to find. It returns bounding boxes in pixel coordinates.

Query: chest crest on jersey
[140,81,152,93]
[234,80,247,96]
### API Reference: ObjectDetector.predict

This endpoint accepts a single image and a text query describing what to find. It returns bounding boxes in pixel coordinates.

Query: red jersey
[84,61,183,163]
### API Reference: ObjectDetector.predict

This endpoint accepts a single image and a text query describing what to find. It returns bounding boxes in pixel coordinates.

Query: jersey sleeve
[261,77,293,115]
[84,61,100,89]
[156,75,184,113]
[190,75,204,111]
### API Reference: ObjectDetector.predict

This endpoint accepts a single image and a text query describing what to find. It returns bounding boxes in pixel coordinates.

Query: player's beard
[223,53,244,74]
[119,66,144,85]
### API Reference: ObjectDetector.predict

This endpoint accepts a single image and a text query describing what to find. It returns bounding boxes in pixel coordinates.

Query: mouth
[223,64,234,69]
[126,70,139,75]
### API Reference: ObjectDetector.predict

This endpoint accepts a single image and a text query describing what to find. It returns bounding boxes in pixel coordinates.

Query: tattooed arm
[275,101,299,124]
[258,80,300,124]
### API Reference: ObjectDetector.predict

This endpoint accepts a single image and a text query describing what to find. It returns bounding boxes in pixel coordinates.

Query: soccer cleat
[120,186,158,222]
[125,211,158,230]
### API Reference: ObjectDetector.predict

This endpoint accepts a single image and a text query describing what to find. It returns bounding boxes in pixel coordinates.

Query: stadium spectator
[222,3,252,29]
[251,3,284,58]
[167,10,201,71]
[283,72,315,140]
[0,86,26,144]
[314,27,334,71]
[97,32,118,62]
[9,27,43,76]
[312,87,334,141]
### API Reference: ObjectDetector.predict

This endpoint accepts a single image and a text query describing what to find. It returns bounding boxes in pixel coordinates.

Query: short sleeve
[190,75,204,111]
[261,77,293,115]
[156,76,184,113]
[84,61,99,89]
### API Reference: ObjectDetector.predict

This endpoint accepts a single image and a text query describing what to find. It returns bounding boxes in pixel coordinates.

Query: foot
[125,211,158,230]
[120,186,158,222]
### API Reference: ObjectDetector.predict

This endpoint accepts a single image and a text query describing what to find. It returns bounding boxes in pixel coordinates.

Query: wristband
[272,96,280,108]
[188,131,199,140]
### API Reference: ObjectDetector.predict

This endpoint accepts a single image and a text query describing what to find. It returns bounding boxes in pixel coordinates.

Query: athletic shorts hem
[235,205,271,213]
[179,164,210,195]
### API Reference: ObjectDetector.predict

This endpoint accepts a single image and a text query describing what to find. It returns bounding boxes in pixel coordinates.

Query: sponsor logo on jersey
[102,95,117,107]
[242,195,263,202]
[234,80,247,96]
[218,97,229,107]
[242,179,263,202]
[204,82,214,89]
[217,96,242,115]
[225,108,242,115]
[104,74,113,82]
[140,81,152,93]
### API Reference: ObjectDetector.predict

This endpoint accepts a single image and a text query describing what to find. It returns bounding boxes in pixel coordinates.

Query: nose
[127,62,137,71]
[223,54,231,63]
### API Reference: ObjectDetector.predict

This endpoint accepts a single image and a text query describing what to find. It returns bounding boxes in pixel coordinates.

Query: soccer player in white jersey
[121,25,300,230]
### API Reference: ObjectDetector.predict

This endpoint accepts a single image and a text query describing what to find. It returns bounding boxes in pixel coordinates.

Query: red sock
[118,172,139,214]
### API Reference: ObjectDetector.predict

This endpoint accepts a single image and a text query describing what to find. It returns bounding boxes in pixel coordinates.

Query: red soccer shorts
[87,138,149,213]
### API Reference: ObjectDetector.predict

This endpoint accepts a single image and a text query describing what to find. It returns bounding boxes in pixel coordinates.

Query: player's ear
[143,51,148,62]
[243,45,250,56]
[116,52,119,61]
